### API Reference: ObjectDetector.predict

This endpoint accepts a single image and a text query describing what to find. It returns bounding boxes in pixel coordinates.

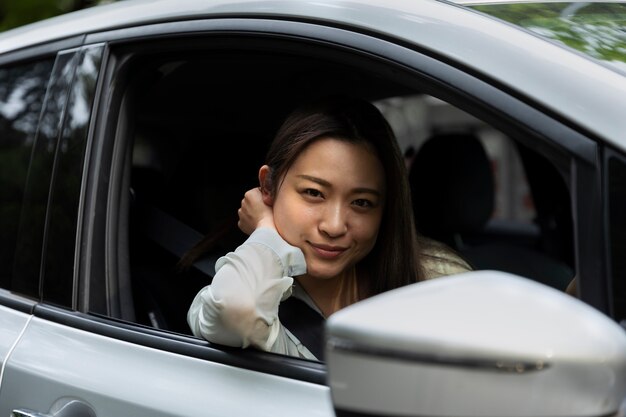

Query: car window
[0,58,54,298]
[2,46,103,307]
[377,95,537,226]
[377,95,574,289]
[94,39,577,347]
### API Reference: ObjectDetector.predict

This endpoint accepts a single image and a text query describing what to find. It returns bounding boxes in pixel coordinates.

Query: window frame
[0,36,84,68]
[55,16,606,382]
[39,44,105,309]
[604,147,626,323]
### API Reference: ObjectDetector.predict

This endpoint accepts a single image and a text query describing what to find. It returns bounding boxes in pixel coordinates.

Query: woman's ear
[258,165,274,206]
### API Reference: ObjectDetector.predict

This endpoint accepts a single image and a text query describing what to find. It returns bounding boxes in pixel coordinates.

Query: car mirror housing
[325,271,626,417]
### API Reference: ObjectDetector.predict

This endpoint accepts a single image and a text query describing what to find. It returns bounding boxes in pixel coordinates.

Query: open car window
[95,35,577,359]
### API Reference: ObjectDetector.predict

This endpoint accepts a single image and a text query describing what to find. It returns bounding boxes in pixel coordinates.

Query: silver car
[0,0,625,416]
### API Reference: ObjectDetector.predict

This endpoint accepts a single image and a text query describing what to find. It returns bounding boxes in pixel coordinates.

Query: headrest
[409,133,494,241]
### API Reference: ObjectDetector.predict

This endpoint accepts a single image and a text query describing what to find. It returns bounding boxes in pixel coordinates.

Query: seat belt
[137,199,326,359]
[279,297,325,360]
[136,201,218,276]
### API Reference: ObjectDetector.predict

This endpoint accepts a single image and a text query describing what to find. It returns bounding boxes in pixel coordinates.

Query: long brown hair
[263,96,425,298]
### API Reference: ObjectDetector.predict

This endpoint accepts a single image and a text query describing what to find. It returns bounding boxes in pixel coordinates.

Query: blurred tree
[472,3,626,71]
[0,0,112,32]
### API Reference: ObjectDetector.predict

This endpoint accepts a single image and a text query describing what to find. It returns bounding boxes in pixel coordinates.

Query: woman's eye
[353,199,374,208]
[304,188,323,198]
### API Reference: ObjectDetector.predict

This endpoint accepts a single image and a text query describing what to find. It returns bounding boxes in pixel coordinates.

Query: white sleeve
[187,228,307,353]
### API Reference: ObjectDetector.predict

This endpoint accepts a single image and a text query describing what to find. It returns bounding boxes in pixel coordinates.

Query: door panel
[0,305,30,384]
[0,316,333,416]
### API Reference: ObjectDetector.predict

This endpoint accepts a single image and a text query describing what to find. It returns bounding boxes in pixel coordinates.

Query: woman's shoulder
[419,236,473,279]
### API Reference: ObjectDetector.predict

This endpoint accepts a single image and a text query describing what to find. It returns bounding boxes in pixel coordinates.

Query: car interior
[409,132,573,290]
[107,41,576,339]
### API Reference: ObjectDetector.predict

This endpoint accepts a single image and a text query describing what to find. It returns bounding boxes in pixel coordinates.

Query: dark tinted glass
[0,59,54,294]
[12,52,78,298]
[43,45,103,307]
[608,156,626,321]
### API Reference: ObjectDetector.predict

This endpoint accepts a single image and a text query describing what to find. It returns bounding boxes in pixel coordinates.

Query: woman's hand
[238,187,275,235]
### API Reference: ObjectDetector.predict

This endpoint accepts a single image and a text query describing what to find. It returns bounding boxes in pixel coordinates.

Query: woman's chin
[303,265,342,281]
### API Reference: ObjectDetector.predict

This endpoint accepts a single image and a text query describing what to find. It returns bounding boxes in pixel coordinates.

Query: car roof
[450,0,623,4]
[1,0,626,150]
[2,0,621,53]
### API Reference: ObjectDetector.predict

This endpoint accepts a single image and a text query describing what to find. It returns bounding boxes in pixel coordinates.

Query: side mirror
[325,271,626,417]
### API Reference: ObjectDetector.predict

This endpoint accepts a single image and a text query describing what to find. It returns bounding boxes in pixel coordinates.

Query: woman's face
[272,137,385,280]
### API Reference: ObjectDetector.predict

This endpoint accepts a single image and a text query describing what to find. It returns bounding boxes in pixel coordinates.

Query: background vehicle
[0,0,625,416]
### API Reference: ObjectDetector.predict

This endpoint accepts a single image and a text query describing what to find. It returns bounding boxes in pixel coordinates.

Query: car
[0,0,625,416]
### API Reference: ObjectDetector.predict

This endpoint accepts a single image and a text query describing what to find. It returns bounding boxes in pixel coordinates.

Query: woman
[187,96,470,360]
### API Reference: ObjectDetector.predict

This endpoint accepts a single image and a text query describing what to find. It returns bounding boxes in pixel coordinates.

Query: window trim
[33,303,327,385]
[0,36,85,67]
[604,147,626,321]
[0,289,36,314]
[572,146,607,311]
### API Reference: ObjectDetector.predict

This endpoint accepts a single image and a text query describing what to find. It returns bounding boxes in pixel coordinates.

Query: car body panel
[0,306,30,384]
[0,0,625,150]
[0,316,333,416]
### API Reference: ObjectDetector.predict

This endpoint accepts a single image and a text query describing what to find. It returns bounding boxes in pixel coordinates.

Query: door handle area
[12,410,48,417]
[13,400,96,417]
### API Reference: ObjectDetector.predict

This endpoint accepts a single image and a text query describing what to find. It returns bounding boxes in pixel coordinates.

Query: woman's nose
[319,203,348,237]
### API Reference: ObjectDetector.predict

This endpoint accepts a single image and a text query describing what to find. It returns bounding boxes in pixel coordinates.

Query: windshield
[468,2,626,75]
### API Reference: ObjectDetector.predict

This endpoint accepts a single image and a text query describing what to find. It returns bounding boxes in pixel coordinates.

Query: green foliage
[0,0,106,32]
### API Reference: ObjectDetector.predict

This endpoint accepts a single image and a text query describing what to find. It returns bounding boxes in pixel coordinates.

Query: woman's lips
[309,243,347,259]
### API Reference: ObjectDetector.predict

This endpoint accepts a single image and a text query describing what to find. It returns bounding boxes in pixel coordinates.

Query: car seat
[408,132,573,290]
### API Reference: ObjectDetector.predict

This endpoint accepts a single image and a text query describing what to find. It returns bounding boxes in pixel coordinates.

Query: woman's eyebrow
[297,175,381,197]
[297,174,330,186]
[353,187,382,197]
